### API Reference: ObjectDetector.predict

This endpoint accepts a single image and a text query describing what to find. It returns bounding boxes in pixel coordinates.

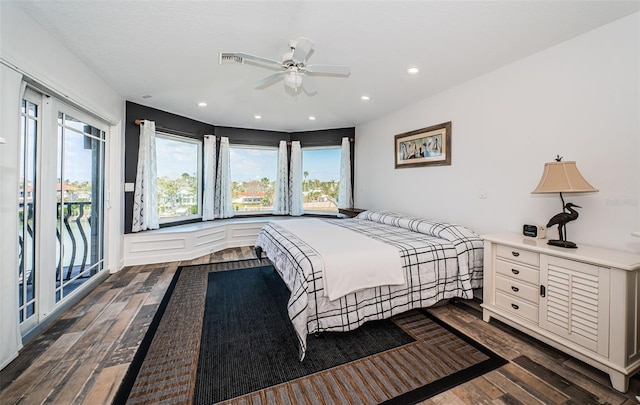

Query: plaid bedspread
[254,210,484,359]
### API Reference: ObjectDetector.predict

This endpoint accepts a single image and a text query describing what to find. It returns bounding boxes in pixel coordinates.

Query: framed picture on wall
[394,121,451,168]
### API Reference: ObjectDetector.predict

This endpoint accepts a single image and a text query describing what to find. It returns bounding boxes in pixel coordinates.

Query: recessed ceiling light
[308,116,316,121]
[254,115,262,120]
[406,66,420,75]
[197,102,207,107]
[361,95,370,101]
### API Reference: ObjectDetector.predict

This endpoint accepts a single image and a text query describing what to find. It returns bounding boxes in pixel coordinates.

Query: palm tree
[303,171,309,191]
[260,177,271,193]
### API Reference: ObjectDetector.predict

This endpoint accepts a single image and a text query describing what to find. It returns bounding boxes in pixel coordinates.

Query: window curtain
[273,140,289,215]
[289,140,304,216]
[202,135,216,221]
[214,136,233,218]
[132,120,159,232]
[338,137,353,209]
[0,66,25,370]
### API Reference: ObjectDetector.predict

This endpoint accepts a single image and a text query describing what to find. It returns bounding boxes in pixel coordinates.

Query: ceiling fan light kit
[284,69,303,90]
[222,37,351,95]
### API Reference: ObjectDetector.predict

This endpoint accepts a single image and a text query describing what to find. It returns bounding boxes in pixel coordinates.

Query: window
[56,111,106,301]
[155,133,202,223]
[229,145,278,214]
[302,147,341,214]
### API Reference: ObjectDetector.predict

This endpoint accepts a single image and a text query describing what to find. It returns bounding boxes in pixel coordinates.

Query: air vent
[219,53,244,64]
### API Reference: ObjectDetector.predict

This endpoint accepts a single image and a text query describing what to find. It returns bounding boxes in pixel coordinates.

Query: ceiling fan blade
[306,64,351,75]
[255,71,288,88]
[301,75,317,95]
[292,37,314,62]
[234,52,282,67]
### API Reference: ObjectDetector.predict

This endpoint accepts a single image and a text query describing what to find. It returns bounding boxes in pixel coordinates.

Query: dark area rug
[195,266,415,403]
[114,259,506,405]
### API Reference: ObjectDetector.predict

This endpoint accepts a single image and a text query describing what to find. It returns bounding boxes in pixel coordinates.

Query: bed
[254,210,484,359]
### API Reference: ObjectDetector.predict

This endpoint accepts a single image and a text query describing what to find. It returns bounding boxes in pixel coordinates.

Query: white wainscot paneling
[228,223,269,247]
[122,218,273,267]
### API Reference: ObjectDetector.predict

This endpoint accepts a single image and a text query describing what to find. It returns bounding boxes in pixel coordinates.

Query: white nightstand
[481,233,640,393]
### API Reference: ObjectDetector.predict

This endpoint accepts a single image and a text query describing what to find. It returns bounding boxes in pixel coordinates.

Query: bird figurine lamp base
[545,193,582,249]
[547,239,578,249]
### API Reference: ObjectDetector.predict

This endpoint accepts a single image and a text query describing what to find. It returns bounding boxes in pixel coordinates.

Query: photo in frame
[394,121,451,168]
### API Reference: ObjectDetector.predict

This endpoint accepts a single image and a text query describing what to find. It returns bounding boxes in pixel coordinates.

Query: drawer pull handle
[511,286,519,292]
[511,251,520,257]
[511,303,519,310]
[511,269,520,275]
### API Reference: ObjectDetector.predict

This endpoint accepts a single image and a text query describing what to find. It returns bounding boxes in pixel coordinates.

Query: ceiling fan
[220,37,351,95]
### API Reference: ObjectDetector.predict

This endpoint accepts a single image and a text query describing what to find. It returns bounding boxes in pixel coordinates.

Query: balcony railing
[18,201,98,285]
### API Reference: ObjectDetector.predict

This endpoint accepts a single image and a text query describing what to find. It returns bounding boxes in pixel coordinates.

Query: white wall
[355,13,639,254]
[0,3,122,123]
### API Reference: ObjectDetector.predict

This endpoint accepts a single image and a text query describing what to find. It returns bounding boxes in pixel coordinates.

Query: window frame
[301,145,342,215]
[229,143,279,216]
[155,132,203,224]
[55,108,107,302]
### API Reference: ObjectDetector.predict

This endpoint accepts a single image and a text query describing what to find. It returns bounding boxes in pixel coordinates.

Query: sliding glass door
[55,111,105,302]
[18,89,40,332]
[17,88,106,334]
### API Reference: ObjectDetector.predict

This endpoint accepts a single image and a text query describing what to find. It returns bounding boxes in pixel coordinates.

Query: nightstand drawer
[496,291,538,323]
[496,245,539,267]
[496,259,539,285]
[495,274,539,304]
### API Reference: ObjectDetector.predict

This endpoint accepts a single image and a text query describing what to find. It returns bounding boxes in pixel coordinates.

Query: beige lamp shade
[532,161,598,193]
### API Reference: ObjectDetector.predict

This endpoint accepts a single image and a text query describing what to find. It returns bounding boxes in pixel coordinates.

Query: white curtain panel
[202,135,216,221]
[338,137,353,209]
[214,136,234,218]
[289,141,304,216]
[0,66,24,370]
[132,120,159,232]
[273,140,289,215]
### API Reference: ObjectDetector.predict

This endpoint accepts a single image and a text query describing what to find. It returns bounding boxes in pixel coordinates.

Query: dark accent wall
[215,126,285,147]
[290,128,354,146]
[124,102,355,233]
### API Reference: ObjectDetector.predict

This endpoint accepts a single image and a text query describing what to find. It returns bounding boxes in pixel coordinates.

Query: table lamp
[531,156,598,248]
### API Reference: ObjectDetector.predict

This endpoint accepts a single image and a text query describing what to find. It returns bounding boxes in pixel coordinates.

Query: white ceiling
[12,1,640,132]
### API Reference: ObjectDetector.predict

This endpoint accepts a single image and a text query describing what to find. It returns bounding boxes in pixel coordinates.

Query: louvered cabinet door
[539,255,610,357]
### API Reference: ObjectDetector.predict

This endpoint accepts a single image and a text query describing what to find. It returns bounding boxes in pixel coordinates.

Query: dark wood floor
[1,246,639,404]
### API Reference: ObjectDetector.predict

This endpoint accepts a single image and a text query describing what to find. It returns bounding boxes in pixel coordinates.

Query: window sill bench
[121,216,296,268]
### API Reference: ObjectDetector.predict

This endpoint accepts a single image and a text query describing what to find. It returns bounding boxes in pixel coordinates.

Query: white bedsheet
[277,219,404,300]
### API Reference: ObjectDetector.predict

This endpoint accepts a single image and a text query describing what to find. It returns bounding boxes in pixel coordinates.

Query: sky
[58,124,104,183]
[156,136,199,179]
[229,147,341,183]
[63,135,342,184]
[301,148,341,182]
